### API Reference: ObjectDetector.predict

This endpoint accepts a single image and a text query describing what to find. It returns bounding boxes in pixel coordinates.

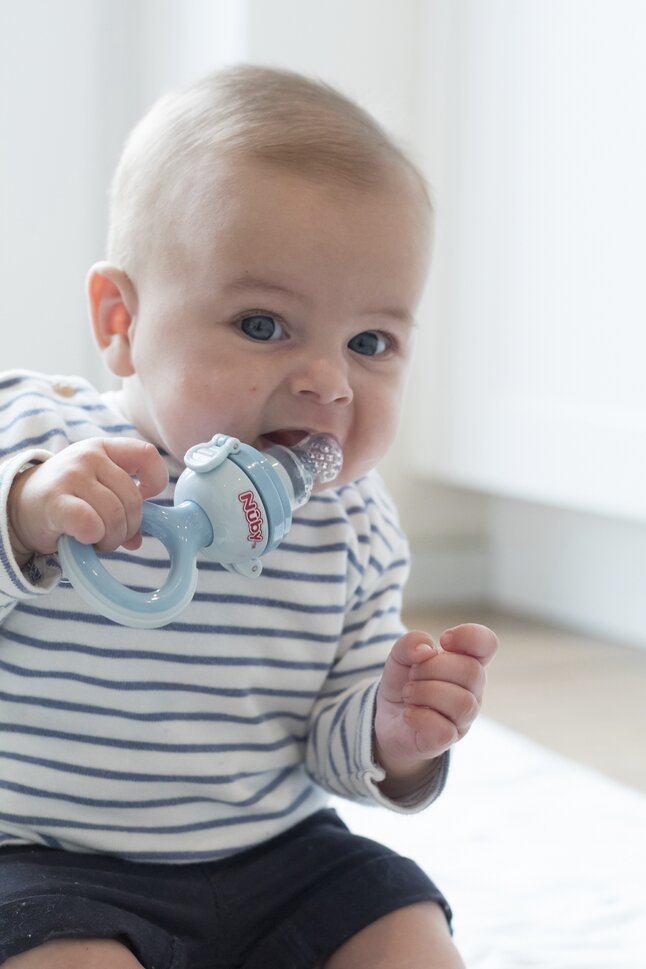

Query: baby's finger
[439,623,498,666]
[75,479,134,551]
[409,651,485,699]
[403,680,480,736]
[55,494,107,547]
[379,631,441,702]
[403,706,459,757]
[101,439,169,499]
[388,630,440,669]
[95,463,147,545]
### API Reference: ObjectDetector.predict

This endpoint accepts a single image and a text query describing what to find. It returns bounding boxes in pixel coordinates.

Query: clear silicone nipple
[290,434,344,485]
[264,433,344,509]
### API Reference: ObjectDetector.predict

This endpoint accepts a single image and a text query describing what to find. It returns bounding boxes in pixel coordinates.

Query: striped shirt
[0,370,447,863]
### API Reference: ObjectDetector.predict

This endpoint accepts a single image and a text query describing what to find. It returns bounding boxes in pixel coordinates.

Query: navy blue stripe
[0,766,293,810]
[0,749,278,784]
[368,554,387,577]
[370,523,395,553]
[117,796,318,858]
[350,580,404,610]
[161,620,336,643]
[0,721,305,753]
[333,774,355,798]
[327,662,383,680]
[64,418,135,433]
[65,552,348,583]
[0,375,24,391]
[5,625,336,656]
[346,546,366,576]
[291,515,348,528]
[341,607,398,636]
[191,592,343,614]
[0,406,59,434]
[344,632,398,651]
[0,407,134,438]
[0,656,319,698]
[239,566,346,583]
[357,687,373,774]
[0,690,309,725]
[364,577,406,604]
[0,427,69,457]
[277,540,364,555]
[331,691,354,778]
[0,786,314,837]
[0,546,32,597]
[18,589,344,616]
[0,386,115,415]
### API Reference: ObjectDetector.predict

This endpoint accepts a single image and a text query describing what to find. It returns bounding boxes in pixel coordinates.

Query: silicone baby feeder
[58,432,343,629]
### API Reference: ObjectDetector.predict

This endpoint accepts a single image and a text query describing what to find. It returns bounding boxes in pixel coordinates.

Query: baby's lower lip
[259,430,308,448]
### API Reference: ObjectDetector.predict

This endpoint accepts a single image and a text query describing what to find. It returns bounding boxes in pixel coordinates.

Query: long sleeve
[0,447,62,619]
[305,476,449,812]
[0,370,131,617]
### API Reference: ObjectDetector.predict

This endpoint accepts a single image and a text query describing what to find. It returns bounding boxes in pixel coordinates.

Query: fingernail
[441,630,454,647]
[415,642,436,658]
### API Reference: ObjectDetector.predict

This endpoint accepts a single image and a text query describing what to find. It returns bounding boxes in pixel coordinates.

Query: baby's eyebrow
[227,275,298,298]
[362,307,415,326]
[227,274,415,326]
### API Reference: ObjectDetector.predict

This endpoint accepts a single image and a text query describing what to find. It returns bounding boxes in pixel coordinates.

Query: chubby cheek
[149,393,216,462]
[161,384,260,458]
[340,403,400,484]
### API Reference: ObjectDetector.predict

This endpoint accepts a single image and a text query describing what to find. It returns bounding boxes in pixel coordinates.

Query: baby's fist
[7,438,168,562]
[374,624,498,788]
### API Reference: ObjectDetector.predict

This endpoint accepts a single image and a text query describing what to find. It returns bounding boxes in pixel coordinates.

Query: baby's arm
[7,437,168,565]
[373,624,498,799]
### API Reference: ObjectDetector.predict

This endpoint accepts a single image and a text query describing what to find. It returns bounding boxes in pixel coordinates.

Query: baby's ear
[87,263,138,377]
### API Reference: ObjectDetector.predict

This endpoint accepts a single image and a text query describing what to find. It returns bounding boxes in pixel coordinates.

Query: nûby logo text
[238,491,264,547]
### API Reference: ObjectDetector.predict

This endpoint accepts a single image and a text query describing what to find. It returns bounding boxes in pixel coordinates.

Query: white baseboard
[488,497,646,650]
[405,505,646,652]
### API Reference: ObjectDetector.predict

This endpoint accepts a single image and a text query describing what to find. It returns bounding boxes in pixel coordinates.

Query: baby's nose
[289,354,353,406]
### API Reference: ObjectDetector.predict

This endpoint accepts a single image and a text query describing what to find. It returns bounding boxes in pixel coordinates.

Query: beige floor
[403,605,646,793]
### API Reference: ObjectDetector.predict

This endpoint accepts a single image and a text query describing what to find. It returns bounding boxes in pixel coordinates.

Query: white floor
[336,716,646,969]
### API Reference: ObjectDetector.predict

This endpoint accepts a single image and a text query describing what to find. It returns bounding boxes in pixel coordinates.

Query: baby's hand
[7,438,169,564]
[374,624,498,792]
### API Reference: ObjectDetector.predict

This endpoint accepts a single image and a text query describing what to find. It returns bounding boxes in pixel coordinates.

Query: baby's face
[116,158,430,486]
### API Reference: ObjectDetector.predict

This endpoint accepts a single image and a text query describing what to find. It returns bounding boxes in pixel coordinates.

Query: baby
[0,66,497,969]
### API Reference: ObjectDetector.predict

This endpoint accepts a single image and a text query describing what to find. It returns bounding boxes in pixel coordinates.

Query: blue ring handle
[58,501,213,628]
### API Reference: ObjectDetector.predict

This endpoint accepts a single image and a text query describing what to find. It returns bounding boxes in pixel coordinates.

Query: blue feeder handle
[58,432,343,629]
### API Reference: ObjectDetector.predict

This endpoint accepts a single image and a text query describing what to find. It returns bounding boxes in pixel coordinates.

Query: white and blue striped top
[0,370,447,863]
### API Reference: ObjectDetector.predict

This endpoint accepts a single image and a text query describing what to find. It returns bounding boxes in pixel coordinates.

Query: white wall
[0,0,245,387]
[408,0,646,517]
[401,1,646,645]
[1,0,107,383]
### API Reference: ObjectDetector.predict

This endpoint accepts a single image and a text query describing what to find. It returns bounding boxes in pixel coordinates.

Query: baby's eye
[239,314,286,341]
[347,331,390,356]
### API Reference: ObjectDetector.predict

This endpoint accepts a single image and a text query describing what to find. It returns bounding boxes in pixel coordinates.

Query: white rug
[335,717,646,969]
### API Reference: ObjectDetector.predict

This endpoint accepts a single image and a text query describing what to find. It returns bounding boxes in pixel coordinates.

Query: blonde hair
[108,64,431,276]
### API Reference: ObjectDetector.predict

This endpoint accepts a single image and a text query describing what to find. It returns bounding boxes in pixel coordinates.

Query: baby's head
[90,65,432,485]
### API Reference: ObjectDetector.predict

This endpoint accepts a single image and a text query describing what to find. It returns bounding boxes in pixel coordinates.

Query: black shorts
[0,809,451,969]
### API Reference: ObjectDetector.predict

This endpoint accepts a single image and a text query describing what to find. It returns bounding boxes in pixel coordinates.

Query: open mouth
[259,429,309,449]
